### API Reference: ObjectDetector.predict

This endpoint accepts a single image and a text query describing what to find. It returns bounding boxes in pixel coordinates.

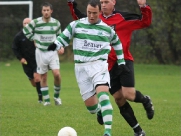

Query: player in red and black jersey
[67,0,154,135]
[12,18,43,103]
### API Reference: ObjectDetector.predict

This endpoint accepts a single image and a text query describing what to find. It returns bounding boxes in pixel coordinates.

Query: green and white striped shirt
[23,17,61,51]
[55,17,125,65]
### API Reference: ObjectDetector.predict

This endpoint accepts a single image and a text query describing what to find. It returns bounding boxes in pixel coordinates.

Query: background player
[23,2,64,106]
[12,18,43,103]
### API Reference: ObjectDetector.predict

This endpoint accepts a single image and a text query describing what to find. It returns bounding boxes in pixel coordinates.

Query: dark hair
[41,2,53,10]
[87,0,101,10]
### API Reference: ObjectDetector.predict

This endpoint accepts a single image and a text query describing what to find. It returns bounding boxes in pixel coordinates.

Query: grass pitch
[0,60,180,136]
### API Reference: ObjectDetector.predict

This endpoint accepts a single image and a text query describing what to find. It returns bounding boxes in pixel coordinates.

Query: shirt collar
[102,8,115,19]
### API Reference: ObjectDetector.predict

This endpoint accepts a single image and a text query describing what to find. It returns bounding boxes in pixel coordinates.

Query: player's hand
[20,58,28,65]
[48,43,57,51]
[67,0,74,2]
[118,64,130,75]
[58,47,64,55]
[137,0,146,7]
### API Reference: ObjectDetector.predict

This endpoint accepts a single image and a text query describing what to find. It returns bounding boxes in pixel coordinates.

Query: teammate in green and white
[23,2,64,106]
[48,0,129,135]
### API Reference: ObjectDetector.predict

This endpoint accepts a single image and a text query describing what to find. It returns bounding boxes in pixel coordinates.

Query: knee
[53,72,60,81]
[31,81,36,87]
[41,75,47,83]
[34,74,40,82]
[122,87,136,101]
[87,105,100,114]
[114,96,126,107]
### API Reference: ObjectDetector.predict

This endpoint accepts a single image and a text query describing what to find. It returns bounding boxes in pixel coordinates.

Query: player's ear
[113,0,116,6]
[99,10,101,15]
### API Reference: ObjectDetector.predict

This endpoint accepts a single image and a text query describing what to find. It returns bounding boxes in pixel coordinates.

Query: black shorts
[22,60,37,80]
[109,60,135,95]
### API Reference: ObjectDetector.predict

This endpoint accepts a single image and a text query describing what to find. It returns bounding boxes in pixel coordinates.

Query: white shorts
[75,60,110,101]
[36,48,60,74]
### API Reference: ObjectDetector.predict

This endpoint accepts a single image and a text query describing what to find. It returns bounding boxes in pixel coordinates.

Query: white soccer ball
[58,126,77,136]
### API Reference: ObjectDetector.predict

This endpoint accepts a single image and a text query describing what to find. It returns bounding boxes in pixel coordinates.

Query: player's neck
[42,17,51,23]
[102,9,114,18]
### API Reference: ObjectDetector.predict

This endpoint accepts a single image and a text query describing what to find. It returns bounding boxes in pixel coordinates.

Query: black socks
[119,101,142,133]
[134,90,148,104]
[35,82,42,101]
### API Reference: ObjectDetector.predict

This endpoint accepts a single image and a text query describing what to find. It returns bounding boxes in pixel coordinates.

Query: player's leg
[33,72,43,103]
[113,90,144,134]
[36,49,50,106]
[75,61,113,136]
[121,60,154,120]
[93,61,113,136]
[50,51,61,105]
[96,85,113,136]
[52,69,62,105]
[40,73,51,105]
[83,89,112,136]
[23,63,35,87]
[23,64,42,102]
[109,63,144,135]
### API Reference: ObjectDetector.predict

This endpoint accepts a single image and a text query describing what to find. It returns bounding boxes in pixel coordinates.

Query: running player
[48,0,129,135]
[67,0,154,135]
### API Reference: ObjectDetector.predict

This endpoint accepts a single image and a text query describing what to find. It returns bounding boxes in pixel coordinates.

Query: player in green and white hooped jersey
[48,0,129,135]
[23,2,64,106]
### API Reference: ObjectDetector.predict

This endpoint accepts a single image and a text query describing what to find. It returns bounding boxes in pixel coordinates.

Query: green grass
[0,60,180,136]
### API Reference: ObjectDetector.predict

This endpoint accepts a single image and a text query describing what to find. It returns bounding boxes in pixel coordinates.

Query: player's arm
[23,19,35,41]
[12,34,27,64]
[67,0,87,20]
[48,21,77,51]
[136,0,152,27]
[119,0,152,30]
[56,21,62,36]
[12,34,23,61]
[110,29,130,74]
[55,20,64,54]
[138,4,152,27]
[110,29,125,65]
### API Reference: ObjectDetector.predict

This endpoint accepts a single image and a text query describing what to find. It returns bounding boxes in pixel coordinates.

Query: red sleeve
[67,2,87,20]
[68,2,79,20]
[129,5,152,30]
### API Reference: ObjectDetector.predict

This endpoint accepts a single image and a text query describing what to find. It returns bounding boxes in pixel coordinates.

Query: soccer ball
[58,126,77,136]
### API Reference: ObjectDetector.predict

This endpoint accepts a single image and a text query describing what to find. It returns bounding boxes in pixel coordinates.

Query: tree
[0,0,181,65]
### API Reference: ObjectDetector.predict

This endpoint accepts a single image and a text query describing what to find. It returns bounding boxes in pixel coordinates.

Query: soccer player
[12,18,43,103]
[23,2,64,106]
[67,0,154,135]
[48,0,129,135]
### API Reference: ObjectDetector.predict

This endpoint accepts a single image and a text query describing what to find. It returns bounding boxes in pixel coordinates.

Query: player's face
[100,0,116,16]
[87,4,101,24]
[23,18,31,27]
[42,6,53,20]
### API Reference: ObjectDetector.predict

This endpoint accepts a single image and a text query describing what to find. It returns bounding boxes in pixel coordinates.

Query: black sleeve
[115,10,141,20]
[12,32,23,60]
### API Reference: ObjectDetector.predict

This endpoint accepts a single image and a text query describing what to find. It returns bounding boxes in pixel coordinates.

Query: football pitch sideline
[0,60,180,136]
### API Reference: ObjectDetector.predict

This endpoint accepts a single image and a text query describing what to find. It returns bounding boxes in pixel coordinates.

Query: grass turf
[0,60,180,136]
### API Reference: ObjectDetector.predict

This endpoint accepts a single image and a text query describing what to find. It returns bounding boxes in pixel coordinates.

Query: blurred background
[0,0,181,65]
